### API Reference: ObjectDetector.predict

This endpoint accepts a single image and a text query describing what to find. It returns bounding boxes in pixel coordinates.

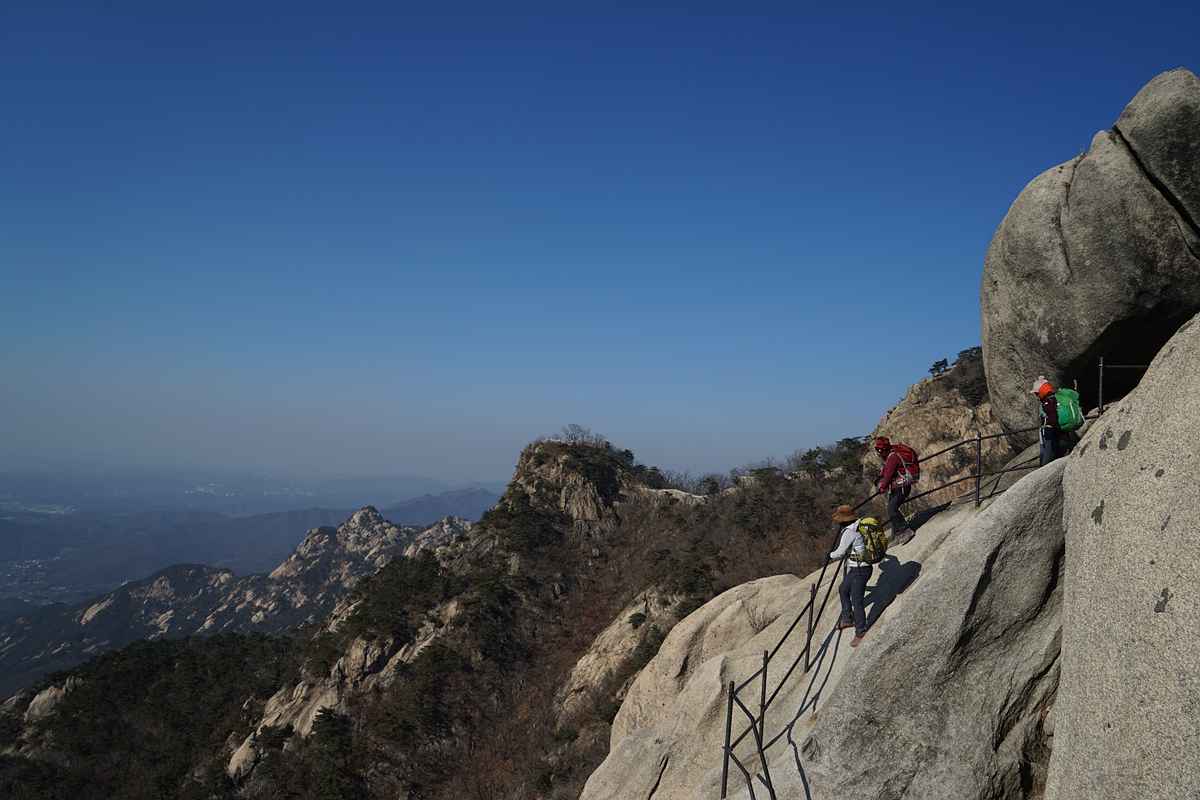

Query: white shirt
[830,520,866,562]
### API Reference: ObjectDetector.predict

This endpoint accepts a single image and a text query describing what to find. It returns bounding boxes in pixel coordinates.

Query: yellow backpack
[851,517,889,565]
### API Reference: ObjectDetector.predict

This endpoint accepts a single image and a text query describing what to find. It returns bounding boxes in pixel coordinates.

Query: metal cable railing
[718,413,1099,799]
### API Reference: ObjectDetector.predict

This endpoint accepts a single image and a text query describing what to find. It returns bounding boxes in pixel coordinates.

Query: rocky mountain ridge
[0,508,469,699]
[1,429,876,798]
[580,67,1200,800]
[1,66,1193,800]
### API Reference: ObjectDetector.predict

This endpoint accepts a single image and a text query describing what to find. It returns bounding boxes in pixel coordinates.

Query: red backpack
[892,444,920,485]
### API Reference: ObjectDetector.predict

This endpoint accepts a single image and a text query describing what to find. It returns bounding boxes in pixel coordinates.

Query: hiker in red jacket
[873,437,916,546]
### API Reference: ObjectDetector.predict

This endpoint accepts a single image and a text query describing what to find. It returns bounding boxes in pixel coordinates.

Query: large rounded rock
[982,68,1200,442]
[1049,311,1200,799]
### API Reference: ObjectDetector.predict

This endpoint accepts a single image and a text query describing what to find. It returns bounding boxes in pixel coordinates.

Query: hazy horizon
[0,451,509,490]
[3,2,1197,485]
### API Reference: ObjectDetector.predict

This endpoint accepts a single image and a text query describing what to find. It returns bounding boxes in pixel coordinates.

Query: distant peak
[350,506,383,526]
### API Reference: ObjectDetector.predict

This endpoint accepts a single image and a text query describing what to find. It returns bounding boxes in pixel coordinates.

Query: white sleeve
[830,524,858,559]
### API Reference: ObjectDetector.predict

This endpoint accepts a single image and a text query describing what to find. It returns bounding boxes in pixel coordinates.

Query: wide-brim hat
[831,504,857,522]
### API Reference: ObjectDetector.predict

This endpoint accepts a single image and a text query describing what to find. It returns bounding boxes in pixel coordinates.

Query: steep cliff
[1048,313,1200,799]
[580,316,1199,800]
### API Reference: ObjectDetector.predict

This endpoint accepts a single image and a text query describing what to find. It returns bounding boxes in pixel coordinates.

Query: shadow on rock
[863,555,922,629]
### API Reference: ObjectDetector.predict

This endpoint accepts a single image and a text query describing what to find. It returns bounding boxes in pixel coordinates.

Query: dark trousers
[886,485,911,534]
[1040,427,1071,466]
[838,563,873,638]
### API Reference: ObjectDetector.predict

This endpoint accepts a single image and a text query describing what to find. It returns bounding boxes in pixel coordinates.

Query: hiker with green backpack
[1032,376,1083,466]
[829,505,888,647]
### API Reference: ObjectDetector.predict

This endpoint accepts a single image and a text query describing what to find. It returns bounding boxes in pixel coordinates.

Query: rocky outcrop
[580,574,808,800]
[510,441,626,547]
[1048,312,1200,799]
[609,576,797,746]
[21,675,82,723]
[266,507,462,593]
[402,515,471,558]
[868,360,1009,506]
[982,68,1200,441]
[552,587,680,725]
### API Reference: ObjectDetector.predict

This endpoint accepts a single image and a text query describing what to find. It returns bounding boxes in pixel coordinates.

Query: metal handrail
[718,416,1091,798]
[718,355,1155,796]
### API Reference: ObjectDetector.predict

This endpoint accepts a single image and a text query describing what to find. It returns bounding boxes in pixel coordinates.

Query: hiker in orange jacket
[1032,376,1072,466]
[873,436,915,546]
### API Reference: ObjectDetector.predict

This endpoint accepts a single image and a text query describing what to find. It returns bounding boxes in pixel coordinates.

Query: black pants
[1040,427,1072,466]
[838,563,873,638]
[886,485,911,534]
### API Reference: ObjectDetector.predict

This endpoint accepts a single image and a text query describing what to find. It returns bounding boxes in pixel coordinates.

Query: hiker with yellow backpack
[873,436,919,546]
[829,505,889,647]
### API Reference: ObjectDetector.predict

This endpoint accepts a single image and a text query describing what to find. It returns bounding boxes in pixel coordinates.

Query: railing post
[759,650,768,739]
[716,427,1045,800]
[804,582,816,672]
[974,432,982,507]
[1099,356,1105,414]
[722,680,734,798]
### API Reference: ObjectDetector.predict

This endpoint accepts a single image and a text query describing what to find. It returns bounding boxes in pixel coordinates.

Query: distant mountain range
[0,465,506,518]
[0,509,471,699]
[0,469,501,606]
[382,487,498,526]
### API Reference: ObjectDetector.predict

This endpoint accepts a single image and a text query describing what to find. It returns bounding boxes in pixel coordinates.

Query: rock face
[982,68,1200,441]
[22,676,82,723]
[580,317,1200,800]
[610,575,799,745]
[1049,312,1200,799]
[580,459,1067,800]
[552,587,680,725]
[580,573,810,800]
[401,515,471,559]
[796,460,1065,800]
[509,440,624,548]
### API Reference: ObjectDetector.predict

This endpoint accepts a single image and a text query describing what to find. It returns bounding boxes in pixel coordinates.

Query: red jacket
[878,451,907,489]
[1040,393,1060,430]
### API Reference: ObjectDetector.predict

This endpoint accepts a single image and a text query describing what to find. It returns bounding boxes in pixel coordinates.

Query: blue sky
[2,1,1197,484]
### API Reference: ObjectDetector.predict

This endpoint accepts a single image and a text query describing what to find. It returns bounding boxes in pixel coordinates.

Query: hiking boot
[836,621,855,631]
[850,636,863,647]
[893,530,913,546]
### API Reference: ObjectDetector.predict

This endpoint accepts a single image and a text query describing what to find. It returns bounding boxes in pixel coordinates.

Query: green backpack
[1054,388,1084,432]
[851,517,889,565]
